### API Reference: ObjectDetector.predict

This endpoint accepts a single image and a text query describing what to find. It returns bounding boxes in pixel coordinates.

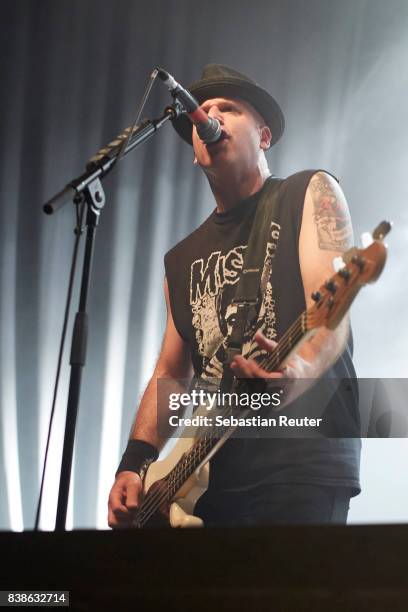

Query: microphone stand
[42,103,183,531]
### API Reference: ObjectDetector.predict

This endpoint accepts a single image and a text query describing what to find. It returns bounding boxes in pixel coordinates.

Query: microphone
[157,68,222,144]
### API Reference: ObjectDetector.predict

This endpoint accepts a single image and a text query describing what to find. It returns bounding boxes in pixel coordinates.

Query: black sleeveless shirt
[164,171,361,496]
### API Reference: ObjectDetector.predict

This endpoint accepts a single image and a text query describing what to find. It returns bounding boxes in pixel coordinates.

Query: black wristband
[116,439,158,477]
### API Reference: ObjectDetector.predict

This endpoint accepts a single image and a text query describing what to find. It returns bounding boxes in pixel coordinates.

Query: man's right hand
[108,471,143,529]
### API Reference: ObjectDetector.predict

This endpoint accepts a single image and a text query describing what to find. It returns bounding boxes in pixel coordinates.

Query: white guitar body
[144,436,208,527]
[142,400,237,527]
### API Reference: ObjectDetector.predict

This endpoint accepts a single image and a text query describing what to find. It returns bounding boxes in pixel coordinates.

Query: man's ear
[260,125,272,150]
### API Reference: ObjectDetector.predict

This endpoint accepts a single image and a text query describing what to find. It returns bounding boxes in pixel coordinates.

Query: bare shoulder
[305,171,353,252]
[299,171,354,307]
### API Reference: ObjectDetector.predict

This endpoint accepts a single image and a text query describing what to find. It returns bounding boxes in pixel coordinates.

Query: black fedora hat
[172,64,285,147]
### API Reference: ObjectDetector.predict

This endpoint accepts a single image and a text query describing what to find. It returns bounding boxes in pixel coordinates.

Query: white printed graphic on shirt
[190,222,281,377]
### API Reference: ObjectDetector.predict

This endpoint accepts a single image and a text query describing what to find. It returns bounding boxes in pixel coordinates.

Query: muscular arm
[231,171,354,380]
[108,278,192,527]
[129,278,193,449]
[296,171,353,377]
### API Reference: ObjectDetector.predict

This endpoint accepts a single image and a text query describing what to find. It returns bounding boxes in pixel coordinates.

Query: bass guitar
[133,221,391,528]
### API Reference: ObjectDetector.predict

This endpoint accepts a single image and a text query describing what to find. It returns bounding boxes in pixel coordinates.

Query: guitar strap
[220,176,282,391]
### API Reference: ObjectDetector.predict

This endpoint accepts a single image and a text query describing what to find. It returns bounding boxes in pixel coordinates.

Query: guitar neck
[167,435,221,497]
[259,311,308,372]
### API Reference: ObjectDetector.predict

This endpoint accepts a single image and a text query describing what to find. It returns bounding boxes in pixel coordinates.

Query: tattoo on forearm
[310,174,352,251]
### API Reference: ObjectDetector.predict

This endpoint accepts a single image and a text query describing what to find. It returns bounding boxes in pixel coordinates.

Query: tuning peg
[332,256,345,272]
[337,268,351,281]
[342,247,358,265]
[325,280,337,293]
[311,291,322,302]
[351,255,365,270]
[361,232,373,248]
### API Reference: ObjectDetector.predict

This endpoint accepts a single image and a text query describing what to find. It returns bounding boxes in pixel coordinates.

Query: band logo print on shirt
[189,222,281,378]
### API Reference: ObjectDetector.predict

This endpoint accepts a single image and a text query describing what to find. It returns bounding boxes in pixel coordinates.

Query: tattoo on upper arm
[309,173,353,251]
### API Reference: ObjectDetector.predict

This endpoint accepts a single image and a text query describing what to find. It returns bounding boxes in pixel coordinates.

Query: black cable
[34,196,85,530]
[115,68,159,164]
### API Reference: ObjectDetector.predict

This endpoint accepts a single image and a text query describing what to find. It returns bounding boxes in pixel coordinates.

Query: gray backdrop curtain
[1,0,407,529]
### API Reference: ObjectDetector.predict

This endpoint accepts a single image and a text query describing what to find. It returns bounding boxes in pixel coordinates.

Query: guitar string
[136,406,237,526]
[135,314,308,526]
[138,398,273,525]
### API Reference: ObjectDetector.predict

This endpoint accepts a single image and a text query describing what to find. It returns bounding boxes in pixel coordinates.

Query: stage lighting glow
[96,184,140,528]
[1,235,23,532]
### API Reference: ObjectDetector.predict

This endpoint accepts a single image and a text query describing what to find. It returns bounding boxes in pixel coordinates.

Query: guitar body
[139,400,238,527]
[143,436,208,527]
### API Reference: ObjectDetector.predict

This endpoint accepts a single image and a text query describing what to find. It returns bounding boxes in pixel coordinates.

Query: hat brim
[172,78,285,147]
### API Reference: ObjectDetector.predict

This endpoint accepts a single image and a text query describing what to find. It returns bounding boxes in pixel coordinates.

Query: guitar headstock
[306,221,392,331]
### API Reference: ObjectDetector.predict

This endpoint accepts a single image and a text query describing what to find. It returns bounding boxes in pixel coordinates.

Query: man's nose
[207,105,224,123]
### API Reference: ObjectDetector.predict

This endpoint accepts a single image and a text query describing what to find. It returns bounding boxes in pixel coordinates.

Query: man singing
[108,64,361,528]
